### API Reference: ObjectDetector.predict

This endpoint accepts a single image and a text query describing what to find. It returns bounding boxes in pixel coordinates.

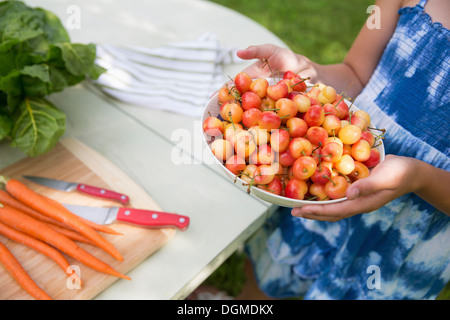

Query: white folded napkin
[93,32,242,117]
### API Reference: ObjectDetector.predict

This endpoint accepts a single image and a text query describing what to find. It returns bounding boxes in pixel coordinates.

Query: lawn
[200,0,449,300]
[209,0,374,65]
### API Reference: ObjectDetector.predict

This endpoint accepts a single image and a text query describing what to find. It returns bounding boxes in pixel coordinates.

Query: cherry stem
[264,108,280,112]
[291,77,310,88]
[262,59,275,80]
[368,127,386,134]
[332,169,351,183]
[340,81,354,98]
[348,97,357,111]
[324,175,336,186]
[295,67,311,76]
[333,95,344,109]
[228,111,237,132]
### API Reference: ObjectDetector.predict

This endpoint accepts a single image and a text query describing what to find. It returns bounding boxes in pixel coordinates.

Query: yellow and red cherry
[292,156,317,180]
[284,178,308,200]
[234,72,252,95]
[258,111,281,130]
[203,116,224,137]
[324,175,349,200]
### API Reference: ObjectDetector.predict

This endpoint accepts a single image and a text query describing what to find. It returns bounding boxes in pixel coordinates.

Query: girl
[236,0,450,299]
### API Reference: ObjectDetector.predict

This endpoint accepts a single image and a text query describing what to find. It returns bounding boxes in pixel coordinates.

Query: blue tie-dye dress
[245,0,450,300]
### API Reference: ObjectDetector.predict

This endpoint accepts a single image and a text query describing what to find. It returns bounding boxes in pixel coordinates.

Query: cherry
[306,126,328,147]
[324,175,349,200]
[253,164,275,185]
[211,139,233,162]
[258,177,283,195]
[249,144,275,166]
[321,142,343,162]
[218,86,238,104]
[351,139,371,162]
[292,94,311,113]
[285,178,308,200]
[270,129,290,153]
[348,161,370,182]
[286,117,308,138]
[338,124,362,145]
[235,72,252,94]
[241,91,262,111]
[334,154,355,175]
[203,116,224,137]
[220,101,243,124]
[318,85,337,105]
[363,148,381,168]
[309,182,328,200]
[258,111,281,130]
[311,165,332,185]
[266,81,289,101]
[289,137,313,158]
[292,156,317,180]
[304,104,325,127]
[226,155,246,175]
[242,108,262,128]
[250,78,269,98]
[278,149,297,167]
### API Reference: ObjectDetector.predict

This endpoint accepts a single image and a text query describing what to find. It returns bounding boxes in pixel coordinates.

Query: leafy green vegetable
[10,97,66,157]
[0,0,105,156]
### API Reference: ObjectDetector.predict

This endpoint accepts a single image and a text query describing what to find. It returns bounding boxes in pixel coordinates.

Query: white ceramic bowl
[202,81,385,207]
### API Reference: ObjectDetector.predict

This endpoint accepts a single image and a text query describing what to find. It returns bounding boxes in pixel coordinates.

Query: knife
[23,175,130,205]
[63,204,190,230]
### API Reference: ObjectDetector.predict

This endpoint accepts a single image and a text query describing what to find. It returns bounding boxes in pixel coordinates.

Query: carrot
[0,189,122,236]
[0,189,91,243]
[0,221,83,287]
[46,223,95,245]
[0,189,69,229]
[5,179,124,261]
[0,240,52,300]
[0,204,131,280]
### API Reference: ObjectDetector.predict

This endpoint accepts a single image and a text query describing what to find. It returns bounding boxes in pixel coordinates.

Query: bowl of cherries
[202,71,385,207]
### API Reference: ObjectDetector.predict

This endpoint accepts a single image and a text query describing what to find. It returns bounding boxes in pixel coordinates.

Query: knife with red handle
[23,175,130,205]
[63,204,190,230]
[116,208,189,230]
[76,184,129,205]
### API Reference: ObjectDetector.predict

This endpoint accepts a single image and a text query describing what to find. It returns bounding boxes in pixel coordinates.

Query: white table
[0,0,287,299]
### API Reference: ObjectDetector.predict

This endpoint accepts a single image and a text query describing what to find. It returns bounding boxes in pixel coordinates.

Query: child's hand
[236,44,312,79]
[291,155,424,221]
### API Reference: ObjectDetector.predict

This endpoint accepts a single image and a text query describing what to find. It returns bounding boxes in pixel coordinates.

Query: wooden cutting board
[0,138,176,300]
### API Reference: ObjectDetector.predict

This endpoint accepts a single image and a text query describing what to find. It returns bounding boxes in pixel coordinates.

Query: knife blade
[23,175,130,205]
[63,204,190,230]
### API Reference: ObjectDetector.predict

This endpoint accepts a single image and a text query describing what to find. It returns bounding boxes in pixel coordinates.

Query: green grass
[209,0,373,65]
[201,0,449,300]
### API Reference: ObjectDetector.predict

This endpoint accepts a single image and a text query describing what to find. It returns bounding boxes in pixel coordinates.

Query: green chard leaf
[10,97,66,157]
[0,1,106,156]
[55,43,97,76]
